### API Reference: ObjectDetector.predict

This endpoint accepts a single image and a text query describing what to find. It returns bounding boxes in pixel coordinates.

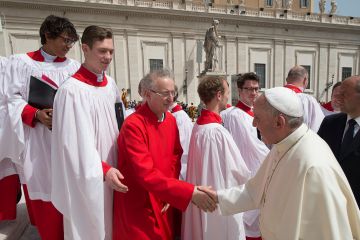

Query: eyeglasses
[241,87,260,92]
[58,35,77,46]
[150,89,176,98]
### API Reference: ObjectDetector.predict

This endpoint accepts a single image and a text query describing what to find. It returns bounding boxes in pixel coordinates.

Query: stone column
[273,39,285,87]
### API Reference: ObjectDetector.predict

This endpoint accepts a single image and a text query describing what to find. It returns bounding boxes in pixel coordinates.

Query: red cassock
[113,103,194,240]
[0,174,20,220]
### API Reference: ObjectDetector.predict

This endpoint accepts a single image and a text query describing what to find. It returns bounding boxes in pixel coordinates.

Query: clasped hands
[191,186,219,212]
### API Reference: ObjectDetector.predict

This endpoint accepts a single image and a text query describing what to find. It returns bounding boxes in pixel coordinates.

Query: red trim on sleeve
[102,161,112,176]
[21,104,38,127]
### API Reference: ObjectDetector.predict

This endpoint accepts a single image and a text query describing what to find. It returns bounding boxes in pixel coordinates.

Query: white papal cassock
[284,84,324,132]
[182,109,251,240]
[4,52,79,202]
[170,103,193,180]
[221,104,269,238]
[51,66,121,240]
[218,124,360,240]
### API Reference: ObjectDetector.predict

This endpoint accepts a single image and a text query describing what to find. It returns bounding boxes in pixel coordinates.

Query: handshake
[191,186,219,212]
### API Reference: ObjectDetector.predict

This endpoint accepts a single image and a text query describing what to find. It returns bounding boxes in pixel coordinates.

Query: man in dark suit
[318,75,360,207]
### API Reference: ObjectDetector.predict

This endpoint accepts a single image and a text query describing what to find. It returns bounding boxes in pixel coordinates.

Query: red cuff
[101,161,111,176]
[21,104,38,128]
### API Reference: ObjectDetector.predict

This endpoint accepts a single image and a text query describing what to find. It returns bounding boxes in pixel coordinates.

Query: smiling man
[3,15,79,240]
[113,69,217,240]
[51,25,128,240]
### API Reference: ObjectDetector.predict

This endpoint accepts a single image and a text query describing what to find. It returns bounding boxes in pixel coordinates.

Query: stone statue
[203,19,221,74]
[319,0,326,14]
[275,0,282,9]
[330,0,337,15]
[286,0,293,10]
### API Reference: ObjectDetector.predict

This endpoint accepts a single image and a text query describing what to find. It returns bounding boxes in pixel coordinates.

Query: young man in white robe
[51,25,128,240]
[284,65,324,132]
[182,75,251,240]
[3,15,80,239]
[221,72,269,240]
[201,87,360,240]
[170,85,193,181]
[0,56,21,222]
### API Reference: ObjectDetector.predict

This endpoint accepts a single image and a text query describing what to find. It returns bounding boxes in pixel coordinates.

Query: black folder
[115,102,125,130]
[28,76,57,109]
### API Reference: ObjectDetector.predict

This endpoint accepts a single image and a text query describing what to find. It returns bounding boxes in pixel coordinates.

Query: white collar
[40,48,57,62]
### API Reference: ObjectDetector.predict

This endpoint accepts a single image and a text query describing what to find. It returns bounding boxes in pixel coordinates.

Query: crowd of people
[0,14,360,240]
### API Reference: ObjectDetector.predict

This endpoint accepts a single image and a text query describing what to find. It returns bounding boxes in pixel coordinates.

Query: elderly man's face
[147,77,175,117]
[252,95,277,145]
[339,77,360,115]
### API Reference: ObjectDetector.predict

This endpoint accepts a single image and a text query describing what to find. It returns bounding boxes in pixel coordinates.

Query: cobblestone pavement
[0,192,40,240]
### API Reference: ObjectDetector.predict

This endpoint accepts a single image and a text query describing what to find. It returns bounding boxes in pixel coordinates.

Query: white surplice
[172,109,193,180]
[3,54,79,202]
[0,56,17,180]
[297,93,324,132]
[182,120,251,240]
[218,124,360,240]
[221,106,269,237]
[51,76,120,240]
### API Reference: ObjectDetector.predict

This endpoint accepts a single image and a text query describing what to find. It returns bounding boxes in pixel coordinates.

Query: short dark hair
[198,75,226,104]
[81,25,113,49]
[237,72,259,89]
[39,15,78,45]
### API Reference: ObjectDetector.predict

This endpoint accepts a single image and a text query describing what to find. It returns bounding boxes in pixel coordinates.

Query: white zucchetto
[264,87,304,117]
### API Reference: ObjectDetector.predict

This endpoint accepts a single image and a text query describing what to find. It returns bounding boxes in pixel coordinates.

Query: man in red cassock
[113,69,217,240]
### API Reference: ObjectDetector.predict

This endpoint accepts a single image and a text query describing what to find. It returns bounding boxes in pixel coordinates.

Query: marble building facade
[0,0,359,104]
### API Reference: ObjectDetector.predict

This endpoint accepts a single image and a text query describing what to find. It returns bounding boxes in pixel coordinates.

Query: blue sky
[314,0,360,17]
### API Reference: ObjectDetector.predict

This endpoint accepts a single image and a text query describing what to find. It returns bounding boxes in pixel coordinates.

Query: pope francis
[200,87,360,240]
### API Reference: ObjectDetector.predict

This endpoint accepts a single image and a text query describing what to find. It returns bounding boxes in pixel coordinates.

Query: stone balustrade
[65,0,360,26]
